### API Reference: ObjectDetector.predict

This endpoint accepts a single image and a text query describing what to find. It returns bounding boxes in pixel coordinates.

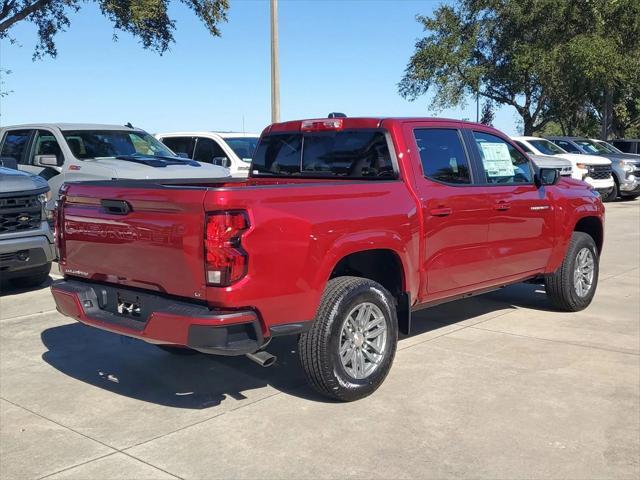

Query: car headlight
[38,191,54,221]
[575,163,589,170]
[622,163,634,173]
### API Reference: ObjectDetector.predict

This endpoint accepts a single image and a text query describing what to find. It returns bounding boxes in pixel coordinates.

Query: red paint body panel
[54,118,604,348]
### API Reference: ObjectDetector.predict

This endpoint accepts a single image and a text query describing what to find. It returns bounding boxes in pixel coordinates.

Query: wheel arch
[574,216,603,253]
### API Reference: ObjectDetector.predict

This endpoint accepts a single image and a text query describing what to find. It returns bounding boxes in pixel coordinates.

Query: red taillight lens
[205,211,249,286]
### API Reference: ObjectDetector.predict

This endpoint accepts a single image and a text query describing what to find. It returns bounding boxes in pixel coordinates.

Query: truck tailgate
[59,184,208,300]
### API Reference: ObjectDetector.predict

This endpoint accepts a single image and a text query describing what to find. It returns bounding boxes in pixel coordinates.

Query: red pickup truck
[51,117,604,401]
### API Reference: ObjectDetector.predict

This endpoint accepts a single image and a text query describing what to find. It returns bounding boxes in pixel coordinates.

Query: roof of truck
[266,117,494,134]
[1,123,145,131]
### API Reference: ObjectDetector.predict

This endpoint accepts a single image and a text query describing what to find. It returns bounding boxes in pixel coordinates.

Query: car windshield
[529,139,566,155]
[595,141,623,154]
[224,137,259,162]
[62,130,176,159]
[575,139,610,154]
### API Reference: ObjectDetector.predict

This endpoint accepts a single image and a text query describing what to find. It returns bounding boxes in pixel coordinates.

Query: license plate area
[117,292,142,319]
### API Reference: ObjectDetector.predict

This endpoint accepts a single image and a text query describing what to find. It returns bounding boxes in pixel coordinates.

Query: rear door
[466,129,554,279]
[60,183,210,300]
[403,123,493,300]
[159,136,195,158]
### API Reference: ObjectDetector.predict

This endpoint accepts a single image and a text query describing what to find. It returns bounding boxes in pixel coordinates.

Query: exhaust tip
[246,350,277,367]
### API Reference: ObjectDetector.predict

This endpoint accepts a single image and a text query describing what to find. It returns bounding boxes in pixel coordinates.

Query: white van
[0,124,230,199]
[155,132,259,177]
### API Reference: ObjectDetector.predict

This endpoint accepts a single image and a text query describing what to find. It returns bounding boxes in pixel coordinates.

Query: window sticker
[479,142,514,177]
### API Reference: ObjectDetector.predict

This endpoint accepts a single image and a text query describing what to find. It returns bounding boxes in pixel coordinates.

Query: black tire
[620,193,640,200]
[545,232,599,311]
[298,276,398,402]
[13,263,52,288]
[603,182,618,202]
[156,345,199,355]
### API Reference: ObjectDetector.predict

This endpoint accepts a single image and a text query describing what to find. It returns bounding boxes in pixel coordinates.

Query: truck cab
[0,124,231,199]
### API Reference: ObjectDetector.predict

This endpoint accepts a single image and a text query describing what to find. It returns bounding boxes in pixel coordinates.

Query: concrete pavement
[1,201,638,479]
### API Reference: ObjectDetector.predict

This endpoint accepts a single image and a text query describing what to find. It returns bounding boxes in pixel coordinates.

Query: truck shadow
[40,283,552,408]
[0,276,53,295]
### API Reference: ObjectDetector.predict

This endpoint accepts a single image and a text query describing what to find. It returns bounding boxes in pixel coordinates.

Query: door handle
[429,207,453,217]
[493,201,511,211]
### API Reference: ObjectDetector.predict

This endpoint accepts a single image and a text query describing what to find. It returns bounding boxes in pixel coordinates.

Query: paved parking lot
[1,201,638,480]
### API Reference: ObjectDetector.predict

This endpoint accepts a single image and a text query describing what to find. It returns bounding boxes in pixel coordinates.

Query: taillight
[301,118,343,132]
[205,211,249,286]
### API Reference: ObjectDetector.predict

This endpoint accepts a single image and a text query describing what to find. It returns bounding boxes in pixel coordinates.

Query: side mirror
[537,168,560,186]
[212,156,231,168]
[34,154,60,167]
[175,152,190,159]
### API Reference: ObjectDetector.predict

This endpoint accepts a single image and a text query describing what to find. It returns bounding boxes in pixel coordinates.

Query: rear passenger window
[473,132,533,184]
[1,130,32,165]
[414,129,471,184]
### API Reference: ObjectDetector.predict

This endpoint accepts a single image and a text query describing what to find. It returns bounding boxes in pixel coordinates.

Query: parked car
[50,117,604,401]
[156,132,259,177]
[512,136,614,199]
[587,139,640,200]
[612,139,640,155]
[509,139,572,176]
[0,166,55,288]
[0,124,231,199]
[546,136,639,200]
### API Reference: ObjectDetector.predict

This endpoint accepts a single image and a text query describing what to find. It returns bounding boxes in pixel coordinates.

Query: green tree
[0,0,229,59]
[399,0,640,138]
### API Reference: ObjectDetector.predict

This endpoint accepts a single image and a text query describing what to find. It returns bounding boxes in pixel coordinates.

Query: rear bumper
[50,279,264,355]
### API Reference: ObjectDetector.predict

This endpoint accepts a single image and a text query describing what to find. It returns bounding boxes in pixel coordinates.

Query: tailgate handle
[101,199,131,215]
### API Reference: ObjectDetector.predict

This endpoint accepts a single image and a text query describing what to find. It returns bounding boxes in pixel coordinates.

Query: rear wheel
[545,232,599,311]
[298,276,398,402]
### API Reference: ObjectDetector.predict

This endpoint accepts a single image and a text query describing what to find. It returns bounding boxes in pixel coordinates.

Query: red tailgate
[59,184,209,300]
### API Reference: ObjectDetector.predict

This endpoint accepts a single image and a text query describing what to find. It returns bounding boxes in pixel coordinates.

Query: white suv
[511,136,614,198]
[155,132,259,177]
[0,124,230,200]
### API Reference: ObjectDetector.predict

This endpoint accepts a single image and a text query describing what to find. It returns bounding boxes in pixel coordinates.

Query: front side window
[529,139,566,155]
[414,128,471,184]
[62,130,174,159]
[224,137,259,162]
[193,138,227,164]
[32,130,63,165]
[252,130,394,178]
[473,132,533,184]
[161,137,195,158]
[1,130,32,165]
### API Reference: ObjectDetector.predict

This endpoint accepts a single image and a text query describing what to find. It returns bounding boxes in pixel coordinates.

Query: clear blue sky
[1,0,520,135]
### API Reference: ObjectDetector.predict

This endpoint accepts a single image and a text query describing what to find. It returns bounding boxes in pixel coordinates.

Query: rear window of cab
[251,130,395,179]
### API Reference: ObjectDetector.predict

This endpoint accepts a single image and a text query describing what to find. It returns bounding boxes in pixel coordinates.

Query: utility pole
[270,0,280,124]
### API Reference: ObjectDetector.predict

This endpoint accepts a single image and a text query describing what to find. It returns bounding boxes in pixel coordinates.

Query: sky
[0,0,521,135]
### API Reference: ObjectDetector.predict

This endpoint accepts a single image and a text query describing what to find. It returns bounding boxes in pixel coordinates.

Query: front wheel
[603,182,618,202]
[298,276,398,402]
[545,232,599,311]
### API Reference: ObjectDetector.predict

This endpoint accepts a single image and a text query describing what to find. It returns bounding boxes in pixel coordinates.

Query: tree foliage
[0,0,229,59]
[400,0,640,138]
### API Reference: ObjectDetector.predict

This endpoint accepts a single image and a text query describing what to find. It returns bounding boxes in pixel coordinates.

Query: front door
[469,130,555,280]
